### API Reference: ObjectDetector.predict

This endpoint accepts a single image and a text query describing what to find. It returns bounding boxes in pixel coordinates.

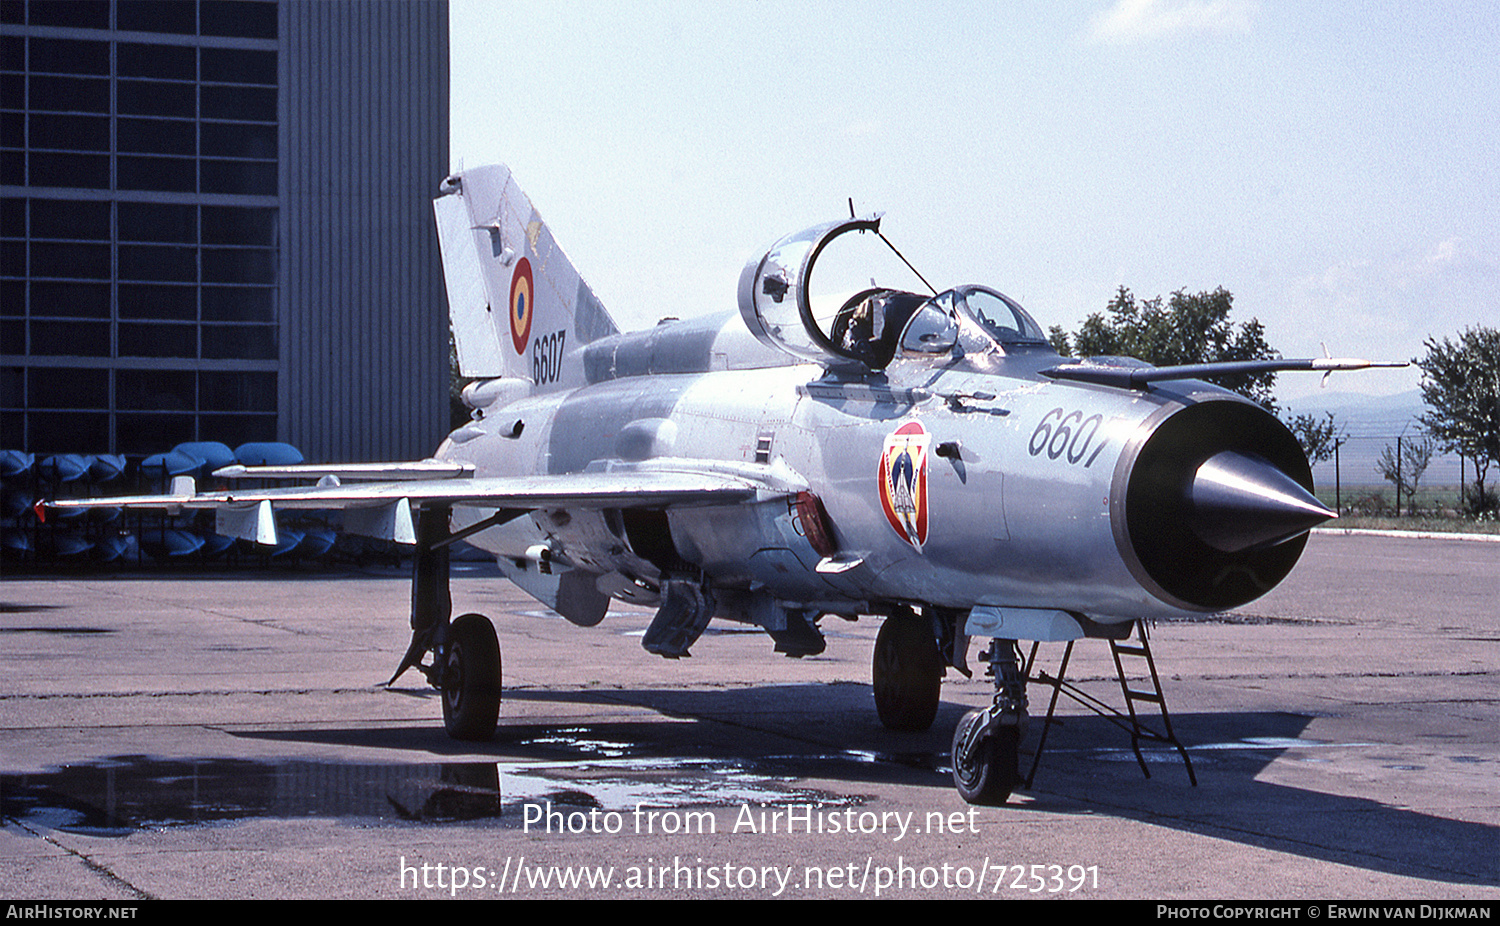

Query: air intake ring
[1115,398,1331,611]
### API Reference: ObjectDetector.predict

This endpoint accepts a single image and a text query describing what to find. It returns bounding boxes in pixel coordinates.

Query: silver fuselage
[439,313,1297,627]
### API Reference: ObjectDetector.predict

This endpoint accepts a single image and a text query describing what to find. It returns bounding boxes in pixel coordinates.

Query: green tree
[1376,434,1435,515]
[1286,411,1345,465]
[1416,326,1500,514]
[1050,286,1281,411]
[450,334,473,430]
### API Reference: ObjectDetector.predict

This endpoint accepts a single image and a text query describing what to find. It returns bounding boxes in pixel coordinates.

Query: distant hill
[1280,389,1469,489]
[1281,389,1425,438]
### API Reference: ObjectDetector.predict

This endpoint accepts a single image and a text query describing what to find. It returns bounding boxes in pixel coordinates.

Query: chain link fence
[1309,433,1477,515]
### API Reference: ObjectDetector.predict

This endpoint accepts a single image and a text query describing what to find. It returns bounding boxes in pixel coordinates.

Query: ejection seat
[831,288,928,369]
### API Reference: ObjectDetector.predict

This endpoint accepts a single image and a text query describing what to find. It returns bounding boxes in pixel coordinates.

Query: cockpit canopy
[737,217,1048,370]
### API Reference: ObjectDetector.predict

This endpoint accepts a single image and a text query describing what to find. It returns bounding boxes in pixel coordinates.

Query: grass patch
[1324,515,1500,535]
[1312,484,1499,534]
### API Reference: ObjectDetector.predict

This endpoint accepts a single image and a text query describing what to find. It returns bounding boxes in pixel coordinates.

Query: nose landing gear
[951,639,1026,805]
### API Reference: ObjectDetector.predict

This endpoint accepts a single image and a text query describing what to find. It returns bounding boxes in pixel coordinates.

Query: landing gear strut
[388,505,504,741]
[951,638,1026,805]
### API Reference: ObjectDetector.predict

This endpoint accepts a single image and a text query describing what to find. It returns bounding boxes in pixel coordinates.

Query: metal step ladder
[1023,620,1196,788]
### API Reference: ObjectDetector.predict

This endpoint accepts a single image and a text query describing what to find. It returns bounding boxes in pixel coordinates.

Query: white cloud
[1389,237,1497,293]
[1087,0,1257,45]
[1424,237,1461,269]
[839,119,886,139]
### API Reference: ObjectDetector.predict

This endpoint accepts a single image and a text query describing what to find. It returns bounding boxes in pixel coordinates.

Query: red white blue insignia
[879,421,930,551]
[509,256,534,355]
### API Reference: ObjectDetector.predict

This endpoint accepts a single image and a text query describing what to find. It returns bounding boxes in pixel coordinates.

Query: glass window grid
[1,15,280,453]
[2,33,278,194]
[2,360,278,454]
[2,197,278,335]
[4,1,278,41]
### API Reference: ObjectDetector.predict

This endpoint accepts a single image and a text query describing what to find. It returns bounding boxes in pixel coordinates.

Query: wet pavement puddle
[2,725,1375,836]
[1,728,949,834]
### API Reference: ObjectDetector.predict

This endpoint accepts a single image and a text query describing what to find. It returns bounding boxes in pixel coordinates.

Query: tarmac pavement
[0,531,1495,899]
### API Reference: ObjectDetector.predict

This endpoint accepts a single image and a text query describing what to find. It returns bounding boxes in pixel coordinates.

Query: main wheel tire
[951,709,1019,805]
[873,613,943,731]
[442,613,502,741]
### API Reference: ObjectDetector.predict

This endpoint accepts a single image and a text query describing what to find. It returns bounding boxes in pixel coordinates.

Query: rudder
[434,164,619,390]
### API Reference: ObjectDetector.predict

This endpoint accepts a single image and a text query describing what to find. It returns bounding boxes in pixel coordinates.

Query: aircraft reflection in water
[49,165,1400,803]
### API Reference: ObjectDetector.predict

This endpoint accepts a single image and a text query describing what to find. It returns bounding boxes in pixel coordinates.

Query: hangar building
[2,0,451,463]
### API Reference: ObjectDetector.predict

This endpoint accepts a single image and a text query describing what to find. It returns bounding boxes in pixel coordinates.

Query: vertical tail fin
[434,164,619,390]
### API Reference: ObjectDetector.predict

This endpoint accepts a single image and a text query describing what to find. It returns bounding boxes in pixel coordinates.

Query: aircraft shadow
[226,682,1496,887]
[1014,707,1496,889]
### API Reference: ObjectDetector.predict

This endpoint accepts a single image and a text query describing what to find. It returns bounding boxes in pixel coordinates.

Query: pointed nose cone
[1189,451,1336,553]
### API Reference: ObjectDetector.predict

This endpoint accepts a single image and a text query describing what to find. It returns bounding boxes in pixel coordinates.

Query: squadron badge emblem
[879,421,930,551]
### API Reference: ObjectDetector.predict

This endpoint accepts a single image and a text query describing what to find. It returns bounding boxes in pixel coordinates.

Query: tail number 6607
[532,330,567,386]
[1027,408,1111,468]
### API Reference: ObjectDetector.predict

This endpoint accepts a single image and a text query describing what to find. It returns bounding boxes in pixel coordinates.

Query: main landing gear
[872,609,944,731]
[388,506,504,741]
[441,612,503,740]
[871,606,969,732]
[951,639,1026,805]
[870,611,1023,803]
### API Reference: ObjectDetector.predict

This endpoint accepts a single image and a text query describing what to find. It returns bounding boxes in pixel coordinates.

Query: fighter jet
[47,165,1400,804]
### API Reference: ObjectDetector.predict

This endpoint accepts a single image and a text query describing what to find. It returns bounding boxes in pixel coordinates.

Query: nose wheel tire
[442,613,502,741]
[951,709,1019,805]
[873,613,943,731]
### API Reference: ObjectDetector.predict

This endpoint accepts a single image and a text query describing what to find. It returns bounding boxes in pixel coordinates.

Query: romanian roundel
[509,257,535,355]
[879,421,930,551]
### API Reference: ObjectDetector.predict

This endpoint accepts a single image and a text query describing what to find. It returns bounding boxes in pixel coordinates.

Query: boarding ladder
[1022,620,1196,788]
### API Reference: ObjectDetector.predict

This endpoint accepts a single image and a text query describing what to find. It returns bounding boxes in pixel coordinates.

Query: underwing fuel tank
[1114,398,1334,612]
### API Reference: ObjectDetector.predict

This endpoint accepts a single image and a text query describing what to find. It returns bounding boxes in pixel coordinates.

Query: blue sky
[449,1,1498,401]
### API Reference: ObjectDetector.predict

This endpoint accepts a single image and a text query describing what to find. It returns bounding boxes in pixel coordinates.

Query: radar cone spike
[1188,451,1336,553]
